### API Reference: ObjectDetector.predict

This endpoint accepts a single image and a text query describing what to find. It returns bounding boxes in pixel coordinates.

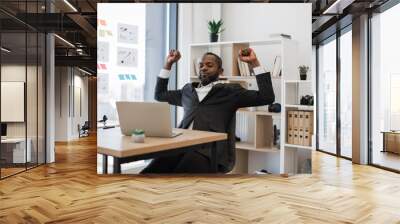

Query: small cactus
[208,19,225,34]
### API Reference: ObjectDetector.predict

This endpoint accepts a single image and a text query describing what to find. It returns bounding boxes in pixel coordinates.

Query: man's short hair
[203,52,222,69]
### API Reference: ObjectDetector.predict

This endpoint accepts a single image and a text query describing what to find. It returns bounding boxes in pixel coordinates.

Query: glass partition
[317,36,337,155]
[370,3,400,171]
[1,31,28,177]
[339,29,352,158]
[0,1,46,179]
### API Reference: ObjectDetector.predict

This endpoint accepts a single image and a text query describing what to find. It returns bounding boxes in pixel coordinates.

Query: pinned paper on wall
[98,19,107,26]
[97,42,109,62]
[118,23,138,44]
[97,63,107,70]
[97,73,109,93]
[98,30,113,37]
[117,47,137,67]
[118,74,137,81]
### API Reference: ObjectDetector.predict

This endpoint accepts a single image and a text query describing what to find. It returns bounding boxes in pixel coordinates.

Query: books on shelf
[193,58,201,77]
[287,110,313,146]
[237,58,252,76]
[272,56,281,78]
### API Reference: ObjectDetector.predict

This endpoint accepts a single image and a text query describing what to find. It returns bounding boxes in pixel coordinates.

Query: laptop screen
[1,123,7,137]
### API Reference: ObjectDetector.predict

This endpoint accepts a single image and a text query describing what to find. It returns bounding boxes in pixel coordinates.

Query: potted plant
[298,65,309,80]
[208,19,225,42]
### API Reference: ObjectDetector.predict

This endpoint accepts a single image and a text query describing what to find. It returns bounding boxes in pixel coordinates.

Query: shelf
[285,143,313,150]
[190,76,281,81]
[235,142,254,150]
[284,80,312,83]
[190,75,253,80]
[189,39,283,47]
[236,141,280,153]
[237,108,281,117]
[285,104,314,110]
[253,146,280,153]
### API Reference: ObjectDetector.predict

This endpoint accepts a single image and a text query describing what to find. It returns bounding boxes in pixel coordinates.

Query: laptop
[1,123,7,140]
[116,101,182,138]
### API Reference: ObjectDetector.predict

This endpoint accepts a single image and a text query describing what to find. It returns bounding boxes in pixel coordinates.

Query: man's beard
[199,73,219,86]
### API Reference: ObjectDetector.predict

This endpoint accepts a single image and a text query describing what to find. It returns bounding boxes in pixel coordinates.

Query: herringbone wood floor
[1,135,400,224]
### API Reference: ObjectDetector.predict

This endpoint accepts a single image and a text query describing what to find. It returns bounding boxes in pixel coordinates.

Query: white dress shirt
[158,66,268,129]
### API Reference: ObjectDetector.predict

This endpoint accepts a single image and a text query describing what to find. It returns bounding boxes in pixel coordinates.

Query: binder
[304,111,313,134]
[287,111,294,144]
[293,111,299,144]
[298,111,305,132]
[293,129,300,145]
[303,131,311,146]
[293,111,299,131]
[289,129,295,144]
[298,111,305,145]
[299,130,304,146]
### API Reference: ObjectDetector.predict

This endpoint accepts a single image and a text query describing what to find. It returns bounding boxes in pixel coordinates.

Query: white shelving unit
[188,38,314,175]
[285,104,314,110]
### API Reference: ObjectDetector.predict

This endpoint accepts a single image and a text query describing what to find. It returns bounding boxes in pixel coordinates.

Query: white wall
[177,3,312,123]
[55,67,89,141]
[1,64,46,164]
[176,4,312,173]
[221,3,311,67]
[1,65,36,137]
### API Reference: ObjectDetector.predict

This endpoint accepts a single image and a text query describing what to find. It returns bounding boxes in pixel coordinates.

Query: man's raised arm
[154,49,183,106]
[234,48,275,108]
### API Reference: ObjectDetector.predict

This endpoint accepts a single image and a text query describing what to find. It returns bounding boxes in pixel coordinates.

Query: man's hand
[238,48,260,70]
[164,49,181,70]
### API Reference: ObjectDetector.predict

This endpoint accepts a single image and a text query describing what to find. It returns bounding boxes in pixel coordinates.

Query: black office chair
[223,115,236,173]
[98,115,108,126]
[78,121,90,138]
[210,115,236,173]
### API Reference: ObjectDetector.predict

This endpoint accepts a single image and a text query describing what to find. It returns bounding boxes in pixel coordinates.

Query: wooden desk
[1,138,32,166]
[382,131,400,154]
[97,128,227,174]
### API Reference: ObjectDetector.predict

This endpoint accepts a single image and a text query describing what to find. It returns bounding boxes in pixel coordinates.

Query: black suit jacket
[155,72,275,172]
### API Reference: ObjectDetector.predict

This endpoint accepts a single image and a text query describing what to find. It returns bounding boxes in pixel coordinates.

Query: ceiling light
[54,34,75,48]
[322,0,354,15]
[1,47,11,53]
[63,0,78,12]
[78,67,92,76]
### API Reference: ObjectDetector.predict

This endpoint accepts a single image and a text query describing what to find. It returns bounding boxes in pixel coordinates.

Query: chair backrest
[220,115,236,173]
[82,121,90,130]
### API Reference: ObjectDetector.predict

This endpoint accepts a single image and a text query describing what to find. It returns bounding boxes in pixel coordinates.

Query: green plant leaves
[208,19,224,34]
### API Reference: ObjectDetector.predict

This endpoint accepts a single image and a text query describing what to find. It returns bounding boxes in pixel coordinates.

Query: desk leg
[382,133,386,153]
[113,157,121,174]
[210,141,218,173]
[102,154,108,174]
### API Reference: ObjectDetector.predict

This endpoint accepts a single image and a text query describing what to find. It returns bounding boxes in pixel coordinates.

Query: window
[317,36,337,155]
[96,3,177,173]
[0,1,47,179]
[339,28,352,158]
[370,3,400,171]
[97,3,147,125]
